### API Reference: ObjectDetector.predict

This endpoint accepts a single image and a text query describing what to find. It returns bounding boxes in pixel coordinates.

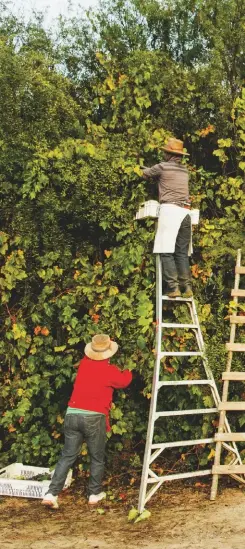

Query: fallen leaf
[134,509,151,523]
[128,508,139,522]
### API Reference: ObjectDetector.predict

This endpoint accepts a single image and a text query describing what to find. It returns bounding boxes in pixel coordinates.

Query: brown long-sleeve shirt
[143,161,189,205]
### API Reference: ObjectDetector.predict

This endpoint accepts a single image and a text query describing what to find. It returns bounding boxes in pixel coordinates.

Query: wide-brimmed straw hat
[162,138,189,156]
[85,334,118,361]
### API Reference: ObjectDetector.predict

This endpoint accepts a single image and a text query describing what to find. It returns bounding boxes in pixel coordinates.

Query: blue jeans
[48,413,107,496]
[161,214,191,291]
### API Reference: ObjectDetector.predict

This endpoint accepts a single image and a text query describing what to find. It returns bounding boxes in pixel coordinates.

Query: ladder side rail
[191,285,242,466]
[189,300,216,385]
[189,299,223,412]
[210,249,241,500]
[138,254,163,513]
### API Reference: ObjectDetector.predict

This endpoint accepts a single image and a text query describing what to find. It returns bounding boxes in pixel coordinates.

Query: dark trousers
[48,413,107,496]
[161,214,191,291]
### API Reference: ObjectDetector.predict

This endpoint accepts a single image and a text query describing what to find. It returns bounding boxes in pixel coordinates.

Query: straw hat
[162,138,189,156]
[85,334,118,361]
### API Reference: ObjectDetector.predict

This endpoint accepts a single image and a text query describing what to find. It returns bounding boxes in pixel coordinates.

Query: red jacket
[68,356,132,430]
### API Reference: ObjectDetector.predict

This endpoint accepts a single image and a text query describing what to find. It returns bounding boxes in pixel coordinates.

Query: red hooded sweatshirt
[68,356,132,430]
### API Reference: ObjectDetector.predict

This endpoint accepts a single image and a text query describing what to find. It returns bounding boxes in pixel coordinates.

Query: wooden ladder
[210,249,245,500]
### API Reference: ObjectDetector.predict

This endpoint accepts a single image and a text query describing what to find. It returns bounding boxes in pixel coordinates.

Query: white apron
[153,204,192,255]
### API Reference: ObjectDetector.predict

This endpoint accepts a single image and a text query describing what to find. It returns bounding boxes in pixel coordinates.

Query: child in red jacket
[42,334,132,509]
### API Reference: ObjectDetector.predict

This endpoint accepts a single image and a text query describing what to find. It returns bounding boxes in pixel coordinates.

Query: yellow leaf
[128,508,139,522]
[105,76,115,90]
[119,74,128,85]
[202,304,211,318]
[86,143,96,156]
[133,165,143,176]
[81,443,88,455]
[74,270,80,280]
[54,345,66,352]
[109,286,119,296]
[134,510,151,523]
[52,431,61,439]
[208,448,216,460]
[17,388,24,396]
[29,346,37,355]
[104,250,112,258]
[56,414,64,424]
[13,323,26,340]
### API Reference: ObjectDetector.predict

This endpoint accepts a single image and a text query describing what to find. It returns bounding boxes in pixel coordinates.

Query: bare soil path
[1,482,245,549]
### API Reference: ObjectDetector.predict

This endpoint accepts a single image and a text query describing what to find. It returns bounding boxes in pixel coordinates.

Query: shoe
[181,287,193,298]
[88,492,106,505]
[166,289,181,298]
[41,493,59,509]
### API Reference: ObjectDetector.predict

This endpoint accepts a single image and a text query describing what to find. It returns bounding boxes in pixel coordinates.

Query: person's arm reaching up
[143,163,163,179]
[107,364,132,389]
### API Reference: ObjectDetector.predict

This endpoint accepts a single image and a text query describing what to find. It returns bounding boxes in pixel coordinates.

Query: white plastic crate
[135,201,200,225]
[135,200,160,219]
[0,462,72,499]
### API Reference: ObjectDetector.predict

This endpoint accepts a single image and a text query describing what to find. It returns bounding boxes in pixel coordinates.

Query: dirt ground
[1,477,245,549]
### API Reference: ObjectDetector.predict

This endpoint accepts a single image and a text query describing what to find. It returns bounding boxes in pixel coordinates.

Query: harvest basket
[0,462,72,499]
[135,201,200,225]
[135,200,160,219]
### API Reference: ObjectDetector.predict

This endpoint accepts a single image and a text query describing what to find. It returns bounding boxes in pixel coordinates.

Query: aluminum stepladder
[211,249,245,500]
[138,254,243,513]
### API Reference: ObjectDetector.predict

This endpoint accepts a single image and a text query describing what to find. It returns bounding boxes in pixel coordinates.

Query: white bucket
[190,209,200,225]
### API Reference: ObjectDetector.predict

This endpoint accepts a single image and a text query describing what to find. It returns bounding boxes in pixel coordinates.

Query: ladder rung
[235,266,245,274]
[215,433,245,442]
[161,323,198,329]
[218,402,245,411]
[226,343,245,352]
[212,465,245,474]
[162,295,193,302]
[231,289,245,297]
[152,438,214,449]
[158,380,214,388]
[155,408,217,418]
[222,371,245,381]
[230,316,245,324]
[160,352,202,357]
[147,470,211,484]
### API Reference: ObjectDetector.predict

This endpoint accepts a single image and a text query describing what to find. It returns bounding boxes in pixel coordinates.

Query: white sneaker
[88,492,106,505]
[41,492,59,509]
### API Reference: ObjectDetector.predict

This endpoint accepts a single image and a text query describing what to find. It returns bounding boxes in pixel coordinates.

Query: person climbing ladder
[142,137,192,298]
